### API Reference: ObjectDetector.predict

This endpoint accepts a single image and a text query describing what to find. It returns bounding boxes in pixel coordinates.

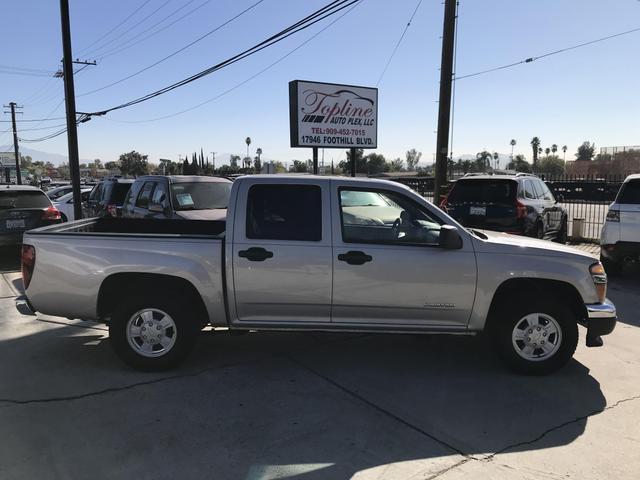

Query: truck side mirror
[439,225,463,250]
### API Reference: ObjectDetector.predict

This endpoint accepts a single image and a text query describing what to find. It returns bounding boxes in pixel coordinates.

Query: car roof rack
[515,172,537,177]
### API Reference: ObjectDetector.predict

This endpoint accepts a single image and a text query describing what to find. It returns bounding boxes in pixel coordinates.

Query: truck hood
[471,229,598,261]
[174,209,227,221]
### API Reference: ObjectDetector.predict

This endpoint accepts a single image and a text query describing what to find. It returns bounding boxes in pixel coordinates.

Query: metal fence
[388,174,627,242]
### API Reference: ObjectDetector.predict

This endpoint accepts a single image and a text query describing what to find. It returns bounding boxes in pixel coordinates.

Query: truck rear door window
[0,191,50,209]
[246,184,321,241]
[448,180,517,204]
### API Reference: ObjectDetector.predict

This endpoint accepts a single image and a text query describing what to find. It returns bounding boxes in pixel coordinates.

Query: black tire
[109,294,198,371]
[491,299,578,375]
[554,218,568,244]
[601,256,623,276]
[60,213,68,223]
[534,221,545,239]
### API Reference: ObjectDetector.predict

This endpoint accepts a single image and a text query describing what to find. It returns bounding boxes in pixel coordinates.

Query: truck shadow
[0,318,608,479]
[0,247,20,273]
[608,272,640,327]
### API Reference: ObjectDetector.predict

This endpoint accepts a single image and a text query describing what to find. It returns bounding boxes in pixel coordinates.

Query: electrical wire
[375,0,423,87]
[86,0,360,117]
[17,114,90,143]
[456,25,640,81]
[76,0,154,55]
[96,0,211,60]
[82,0,174,58]
[78,0,265,97]
[0,117,66,123]
[106,0,364,123]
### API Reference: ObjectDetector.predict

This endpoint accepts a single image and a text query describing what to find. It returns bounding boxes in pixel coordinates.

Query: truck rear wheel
[109,295,198,371]
[491,299,578,375]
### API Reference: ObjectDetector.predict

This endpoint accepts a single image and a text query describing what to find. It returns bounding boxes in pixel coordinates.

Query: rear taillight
[606,210,620,222]
[42,206,61,221]
[439,195,449,212]
[107,204,118,217]
[515,200,527,219]
[21,244,36,289]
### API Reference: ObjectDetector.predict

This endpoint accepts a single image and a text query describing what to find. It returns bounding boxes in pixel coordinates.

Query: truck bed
[27,217,226,237]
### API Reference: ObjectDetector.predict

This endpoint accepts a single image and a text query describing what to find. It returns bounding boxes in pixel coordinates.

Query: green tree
[389,157,404,172]
[229,154,241,168]
[405,148,422,171]
[538,155,565,176]
[104,161,119,170]
[340,149,366,173]
[575,141,595,161]
[291,160,308,173]
[530,137,541,168]
[551,144,558,155]
[506,154,532,173]
[364,152,388,174]
[562,145,568,160]
[545,148,551,155]
[475,151,492,172]
[57,163,70,179]
[118,151,148,177]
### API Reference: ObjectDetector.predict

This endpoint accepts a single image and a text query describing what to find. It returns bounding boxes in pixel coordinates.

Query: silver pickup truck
[22,175,616,374]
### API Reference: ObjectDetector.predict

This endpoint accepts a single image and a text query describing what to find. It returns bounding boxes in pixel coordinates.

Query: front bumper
[583,298,617,346]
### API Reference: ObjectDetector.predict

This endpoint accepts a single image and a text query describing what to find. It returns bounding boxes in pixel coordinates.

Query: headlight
[606,210,620,222]
[590,262,607,303]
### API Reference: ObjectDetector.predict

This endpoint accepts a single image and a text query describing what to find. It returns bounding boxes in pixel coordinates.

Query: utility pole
[312,147,318,174]
[4,102,23,184]
[59,0,83,220]
[433,0,457,204]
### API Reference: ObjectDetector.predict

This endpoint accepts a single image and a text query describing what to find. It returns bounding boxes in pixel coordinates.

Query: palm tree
[245,137,251,168]
[530,137,541,168]
[545,147,551,156]
[493,152,499,170]
[256,147,262,161]
[551,144,558,155]
[562,145,568,160]
[510,139,516,162]
[475,151,492,172]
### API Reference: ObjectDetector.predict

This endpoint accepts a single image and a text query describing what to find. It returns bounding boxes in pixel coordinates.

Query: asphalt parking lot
[1,247,639,480]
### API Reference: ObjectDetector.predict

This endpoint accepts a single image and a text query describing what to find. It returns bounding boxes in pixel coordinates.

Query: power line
[0,117,67,123]
[85,0,360,117]
[17,114,90,143]
[82,0,174,58]
[75,0,154,56]
[78,0,265,97]
[456,25,640,81]
[375,0,423,86]
[96,0,211,60]
[105,0,363,123]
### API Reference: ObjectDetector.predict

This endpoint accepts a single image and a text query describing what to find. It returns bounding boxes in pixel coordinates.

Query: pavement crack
[423,458,472,480]
[283,353,472,460]
[484,393,640,460]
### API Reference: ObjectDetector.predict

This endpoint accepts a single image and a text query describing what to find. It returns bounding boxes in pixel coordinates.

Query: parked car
[84,178,134,218]
[600,174,640,274]
[121,175,232,220]
[1,185,62,246]
[53,188,93,222]
[442,174,568,242]
[46,185,74,201]
[23,176,615,374]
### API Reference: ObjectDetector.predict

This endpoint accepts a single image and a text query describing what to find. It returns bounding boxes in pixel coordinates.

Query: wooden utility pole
[5,102,22,184]
[433,0,457,204]
[59,0,83,220]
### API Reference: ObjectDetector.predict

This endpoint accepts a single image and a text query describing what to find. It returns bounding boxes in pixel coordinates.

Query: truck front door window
[339,188,442,245]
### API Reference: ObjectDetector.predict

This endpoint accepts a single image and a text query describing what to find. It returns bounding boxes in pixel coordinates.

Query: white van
[601,174,640,274]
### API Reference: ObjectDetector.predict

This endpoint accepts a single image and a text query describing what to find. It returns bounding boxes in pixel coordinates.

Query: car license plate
[469,206,486,216]
[5,219,25,229]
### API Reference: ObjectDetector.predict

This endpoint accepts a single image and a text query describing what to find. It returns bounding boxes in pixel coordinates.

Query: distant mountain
[16,147,92,166]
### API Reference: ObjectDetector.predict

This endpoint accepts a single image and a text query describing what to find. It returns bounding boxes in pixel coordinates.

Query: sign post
[289,80,378,176]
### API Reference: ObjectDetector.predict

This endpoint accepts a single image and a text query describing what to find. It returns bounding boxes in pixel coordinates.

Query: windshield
[111,183,132,205]
[340,190,392,207]
[0,190,51,209]
[448,179,517,204]
[170,182,231,210]
[618,180,640,204]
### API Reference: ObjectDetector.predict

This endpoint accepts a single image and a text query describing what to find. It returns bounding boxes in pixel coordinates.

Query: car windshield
[340,190,391,207]
[111,183,132,205]
[170,182,231,210]
[0,190,50,209]
[618,180,640,204]
[448,179,517,204]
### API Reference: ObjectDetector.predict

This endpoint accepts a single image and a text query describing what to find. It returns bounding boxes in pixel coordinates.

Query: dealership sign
[289,80,378,149]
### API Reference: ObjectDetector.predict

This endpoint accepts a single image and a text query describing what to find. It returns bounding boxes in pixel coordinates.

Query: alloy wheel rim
[511,313,562,362]
[126,308,177,358]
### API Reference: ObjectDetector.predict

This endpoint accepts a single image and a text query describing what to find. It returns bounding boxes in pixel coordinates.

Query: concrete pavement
[0,251,639,479]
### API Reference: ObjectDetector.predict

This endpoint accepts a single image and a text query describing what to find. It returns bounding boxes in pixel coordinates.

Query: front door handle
[238,247,273,262]
[338,250,372,266]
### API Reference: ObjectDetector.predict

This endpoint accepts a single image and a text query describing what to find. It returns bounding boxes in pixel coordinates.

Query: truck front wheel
[109,295,198,371]
[492,300,578,375]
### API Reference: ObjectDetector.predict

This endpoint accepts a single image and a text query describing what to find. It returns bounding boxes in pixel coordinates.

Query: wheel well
[486,278,586,331]
[97,273,209,326]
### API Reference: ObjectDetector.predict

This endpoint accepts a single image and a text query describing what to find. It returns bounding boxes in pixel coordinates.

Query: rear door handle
[238,247,273,262]
[338,250,372,266]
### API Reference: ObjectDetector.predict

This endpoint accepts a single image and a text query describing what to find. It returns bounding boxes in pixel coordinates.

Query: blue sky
[0,0,639,166]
